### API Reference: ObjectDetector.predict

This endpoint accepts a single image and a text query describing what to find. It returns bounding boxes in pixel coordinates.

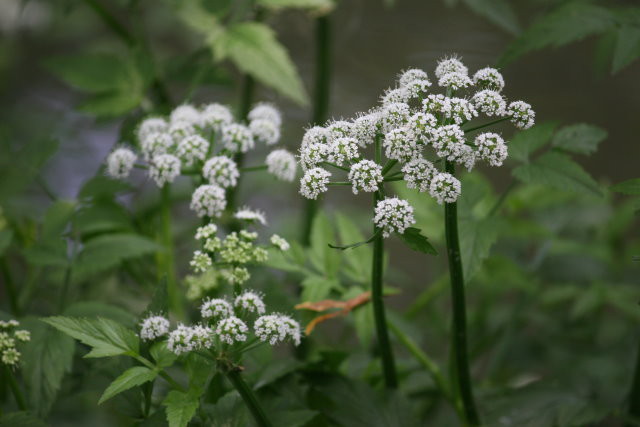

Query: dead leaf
[295,291,371,335]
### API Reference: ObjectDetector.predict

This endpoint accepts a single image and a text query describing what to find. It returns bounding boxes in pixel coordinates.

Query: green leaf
[551,123,607,155]
[64,301,138,328]
[150,342,177,368]
[508,121,559,163]
[78,90,143,118]
[42,200,76,239]
[163,390,200,427]
[257,0,335,12]
[45,53,134,93]
[498,2,614,66]
[512,152,601,197]
[611,178,640,195]
[99,366,158,404]
[0,229,13,256]
[335,213,371,283]
[397,227,438,255]
[20,319,75,416]
[309,212,340,278]
[459,216,501,279]
[74,200,132,237]
[462,0,520,34]
[141,277,169,320]
[43,316,139,358]
[612,25,640,73]
[0,412,46,427]
[78,175,132,200]
[73,233,161,279]
[211,22,308,105]
[301,275,340,302]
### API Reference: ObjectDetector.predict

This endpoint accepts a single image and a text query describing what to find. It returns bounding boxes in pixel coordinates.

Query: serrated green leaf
[612,25,640,73]
[498,2,614,66]
[20,319,75,416]
[64,301,138,327]
[301,275,340,302]
[78,90,143,118]
[309,212,340,278]
[551,123,607,155]
[509,121,559,163]
[99,366,157,404]
[611,178,640,195]
[397,227,438,255]
[512,151,601,197]
[462,0,520,34]
[150,342,177,368]
[459,216,501,280]
[163,390,200,427]
[43,316,139,358]
[73,233,161,279]
[211,22,308,105]
[335,213,370,283]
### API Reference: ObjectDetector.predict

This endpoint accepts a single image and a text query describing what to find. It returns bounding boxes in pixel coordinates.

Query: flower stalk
[4,366,26,411]
[223,366,274,427]
[444,160,480,426]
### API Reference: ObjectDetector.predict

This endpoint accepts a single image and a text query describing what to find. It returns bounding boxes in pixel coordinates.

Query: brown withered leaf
[295,291,371,335]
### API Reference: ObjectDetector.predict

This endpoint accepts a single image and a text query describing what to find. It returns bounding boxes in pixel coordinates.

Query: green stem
[462,116,510,133]
[371,135,397,389]
[444,161,480,426]
[81,0,134,46]
[301,13,332,246]
[327,181,351,186]
[0,259,20,316]
[224,368,274,427]
[160,185,181,317]
[627,336,640,426]
[381,159,398,176]
[4,366,26,410]
[487,180,516,217]
[322,161,350,172]
[57,263,73,312]
[241,165,268,172]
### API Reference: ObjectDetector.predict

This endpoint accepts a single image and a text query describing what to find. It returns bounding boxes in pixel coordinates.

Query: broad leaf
[163,390,200,427]
[397,227,438,255]
[301,275,340,302]
[335,213,371,283]
[551,123,607,155]
[20,319,75,416]
[78,90,143,118]
[211,22,308,105]
[462,0,520,35]
[64,301,138,327]
[459,216,501,279]
[45,53,134,93]
[43,316,139,358]
[612,25,640,73]
[42,200,76,239]
[309,212,340,278]
[508,121,558,163]
[150,342,177,368]
[99,366,157,404]
[512,152,601,197]
[499,2,614,66]
[611,178,640,195]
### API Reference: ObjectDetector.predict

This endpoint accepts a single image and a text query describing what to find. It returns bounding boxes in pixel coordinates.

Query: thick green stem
[444,161,480,426]
[626,337,640,426]
[160,185,181,317]
[225,369,273,427]
[301,13,332,246]
[4,366,26,411]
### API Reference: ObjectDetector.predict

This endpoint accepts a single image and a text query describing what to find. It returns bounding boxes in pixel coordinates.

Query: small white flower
[270,234,290,251]
[170,104,201,127]
[203,156,239,188]
[234,207,267,225]
[299,167,331,200]
[402,158,437,192]
[429,172,461,204]
[351,113,379,146]
[190,250,212,273]
[140,132,173,161]
[167,324,212,354]
[299,142,329,170]
[438,72,473,91]
[328,137,360,166]
[137,117,168,143]
[442,97,478,125]
[435,56,468,79]
[190,184,227,218]
[374,198,416,237]
[266,149,297,182]
[14,330,30,342]
[507,101,535,129]
[407,112,437,144]
[250,118,280,146]
[248,103,282,127]
[201,103,234,132]
[301,126,329,149]
[106,147,137,179]
[254,314,302,346]
[140,315,170,341]
[2,348,20,365]
[216,316,248,345]
[201,298,232,320]
[431,124,467,162]
[398,68,429,87]
[195,224,218,240]
[149,154,181,187]
[348,159,383,194]
[404,79,432,99]
[326,120,353,143]
[176,134,209,167]
[422,94,448,115]
[381,87,410,105]
[383,127,421,163]
[472,90,507,117]
[473,67,505,92]
[475,132,508,166]
[168,121,197,144]
[222,123,255,153]
[381,102,411,133]
[235,290,266,315]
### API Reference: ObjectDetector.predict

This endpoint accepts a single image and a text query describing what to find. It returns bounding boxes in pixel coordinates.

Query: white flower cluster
[0,320,30,366]
[167,323,213,355]
[296,56,535,224]
[374,198,416,237]
[139,315,170,341]
[104,101,295,217]
[254,314,302,346]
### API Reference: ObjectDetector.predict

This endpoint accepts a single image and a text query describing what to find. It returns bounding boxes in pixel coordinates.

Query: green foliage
[99,366,157,404]
[461,0,520,35]
[43,316,139,358]
[508,121,559,163]
[0,412,46,427]
[551,123,607,155]
[163,390,201,427]
[397,227,438,255]
[257,0,335,12]
[612,178,640,195]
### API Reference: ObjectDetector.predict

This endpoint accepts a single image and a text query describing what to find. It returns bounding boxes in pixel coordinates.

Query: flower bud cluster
[0,320,30,367]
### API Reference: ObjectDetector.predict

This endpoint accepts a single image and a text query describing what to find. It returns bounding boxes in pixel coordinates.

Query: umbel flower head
[190,184,226,218]
[106,147,137,179]
[374,198,416,237]
[0,319,30,367]
[140,315,170,341]
[265,149,297,182]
